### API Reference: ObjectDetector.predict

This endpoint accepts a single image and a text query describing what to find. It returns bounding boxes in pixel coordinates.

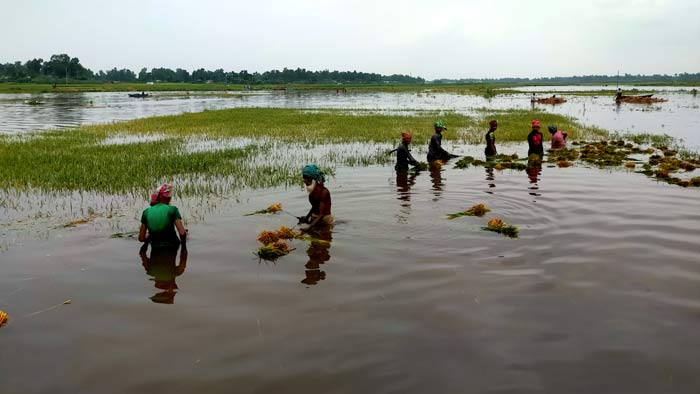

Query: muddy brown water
[1,161,700,393]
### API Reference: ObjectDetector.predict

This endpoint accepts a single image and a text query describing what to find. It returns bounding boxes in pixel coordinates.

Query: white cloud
[0,0,697,79]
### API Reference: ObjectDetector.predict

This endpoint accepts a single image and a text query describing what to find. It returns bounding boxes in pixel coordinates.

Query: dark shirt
[485,129,497,156]
[395,142,419,171]
[527,129,544,156]
[309,186,332,216]
[427,132,450,161]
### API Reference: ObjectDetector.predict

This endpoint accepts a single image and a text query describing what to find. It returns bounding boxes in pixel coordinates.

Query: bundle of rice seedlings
[0,310,8,327]
[482,217,519,238]
[624,162,637,168]
[256,241,293,260]
[556,160,572,168]
[257,230,279,244]
[276,226,300,239]
[245,203,283,216]
[413,162,429,171]
[454,156,475,169]
[447,204,491,219]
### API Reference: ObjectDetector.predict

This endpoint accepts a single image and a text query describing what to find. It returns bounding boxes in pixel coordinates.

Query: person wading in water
[485,120,498,158]
[527,119,544,157]
[298,165,333,232]
[427,121,458,162]
[395,131,420,172]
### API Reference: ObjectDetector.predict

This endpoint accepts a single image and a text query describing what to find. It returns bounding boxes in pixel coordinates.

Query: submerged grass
[0,107,606,194]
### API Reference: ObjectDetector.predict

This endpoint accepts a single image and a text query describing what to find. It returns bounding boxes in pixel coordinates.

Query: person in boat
[616,88,623,100]
[298,165,333,232]
[427,121,458,162]
[527,119,544,157]
[395,131,420,172]
[548,125,568,149]
[139,183,188,250]
[485,120,498,157]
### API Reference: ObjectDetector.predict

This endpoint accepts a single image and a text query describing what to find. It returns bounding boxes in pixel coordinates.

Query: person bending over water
[427,121,458,162]
[548,125,568,150]
[485,120,498,158]
[298,165,333,232]
[395,131,420,172]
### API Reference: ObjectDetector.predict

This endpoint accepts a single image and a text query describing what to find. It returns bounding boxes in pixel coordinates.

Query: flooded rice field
[1,86,699,149]
[2,155,700,393]
[1,86,700,393]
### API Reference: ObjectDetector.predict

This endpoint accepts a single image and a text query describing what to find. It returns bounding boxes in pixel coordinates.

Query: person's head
[548,125,557,134]
[302,164,325,193]
[401,131,412,144]
[434,121,447,133]
[489,120,498,130]
[153,183,172,205]
[531,119,541,131]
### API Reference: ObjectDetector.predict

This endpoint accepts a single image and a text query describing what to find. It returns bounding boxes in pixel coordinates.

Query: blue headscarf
[302,164,325,183]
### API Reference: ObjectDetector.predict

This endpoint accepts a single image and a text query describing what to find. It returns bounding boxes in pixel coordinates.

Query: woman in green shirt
[139,183,187,249]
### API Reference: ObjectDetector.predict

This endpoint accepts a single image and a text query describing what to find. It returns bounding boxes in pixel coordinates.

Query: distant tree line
[434,73,700,84]
[2,54,697,84]
[0,53,424,84]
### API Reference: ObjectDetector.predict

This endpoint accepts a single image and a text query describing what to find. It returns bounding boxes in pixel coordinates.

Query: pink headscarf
[150,183,172,205]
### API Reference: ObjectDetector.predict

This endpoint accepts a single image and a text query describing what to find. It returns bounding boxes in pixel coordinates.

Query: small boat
[615,94,666,104]
[531,96,567,104]
[128,93,149,98]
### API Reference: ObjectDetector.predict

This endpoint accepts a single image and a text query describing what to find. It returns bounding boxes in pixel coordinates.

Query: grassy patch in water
[0,107,605,194]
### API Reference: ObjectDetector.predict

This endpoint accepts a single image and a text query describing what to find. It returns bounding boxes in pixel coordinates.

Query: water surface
[1,163,699,393]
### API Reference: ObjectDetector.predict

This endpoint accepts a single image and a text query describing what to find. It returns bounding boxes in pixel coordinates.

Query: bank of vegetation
[0,108,605,194]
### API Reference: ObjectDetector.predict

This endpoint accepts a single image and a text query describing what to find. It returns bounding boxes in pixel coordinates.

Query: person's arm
[138,223,148,242]
[408,151,419,166]
[405,145,419,166]
[175,219,187,249]
[298,207,313,224]
[562,131,568,140]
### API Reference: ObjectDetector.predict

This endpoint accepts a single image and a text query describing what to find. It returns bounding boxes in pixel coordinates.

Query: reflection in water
[395,170,418,223]
[485,163,496,193]
[429,161,444,201]
[139,243,188,304]
[527,157,543,198]
[302,228,332,286]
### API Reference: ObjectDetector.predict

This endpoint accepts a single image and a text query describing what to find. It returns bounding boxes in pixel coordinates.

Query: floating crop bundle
[482,217,519,238]
[245,203,283,216]
[257,230,279,244]
[447,204,491,219]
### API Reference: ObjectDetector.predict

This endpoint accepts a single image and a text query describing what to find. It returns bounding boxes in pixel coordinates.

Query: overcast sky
[2,0,698,79]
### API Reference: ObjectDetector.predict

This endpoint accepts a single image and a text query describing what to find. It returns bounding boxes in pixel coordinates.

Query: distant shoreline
[0,81,698,95]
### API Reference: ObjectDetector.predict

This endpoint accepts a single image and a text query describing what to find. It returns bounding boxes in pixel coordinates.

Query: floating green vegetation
[447,203,491,219]
[482,217,519,238]
[556,140,700,187]
[454,154,527,171]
